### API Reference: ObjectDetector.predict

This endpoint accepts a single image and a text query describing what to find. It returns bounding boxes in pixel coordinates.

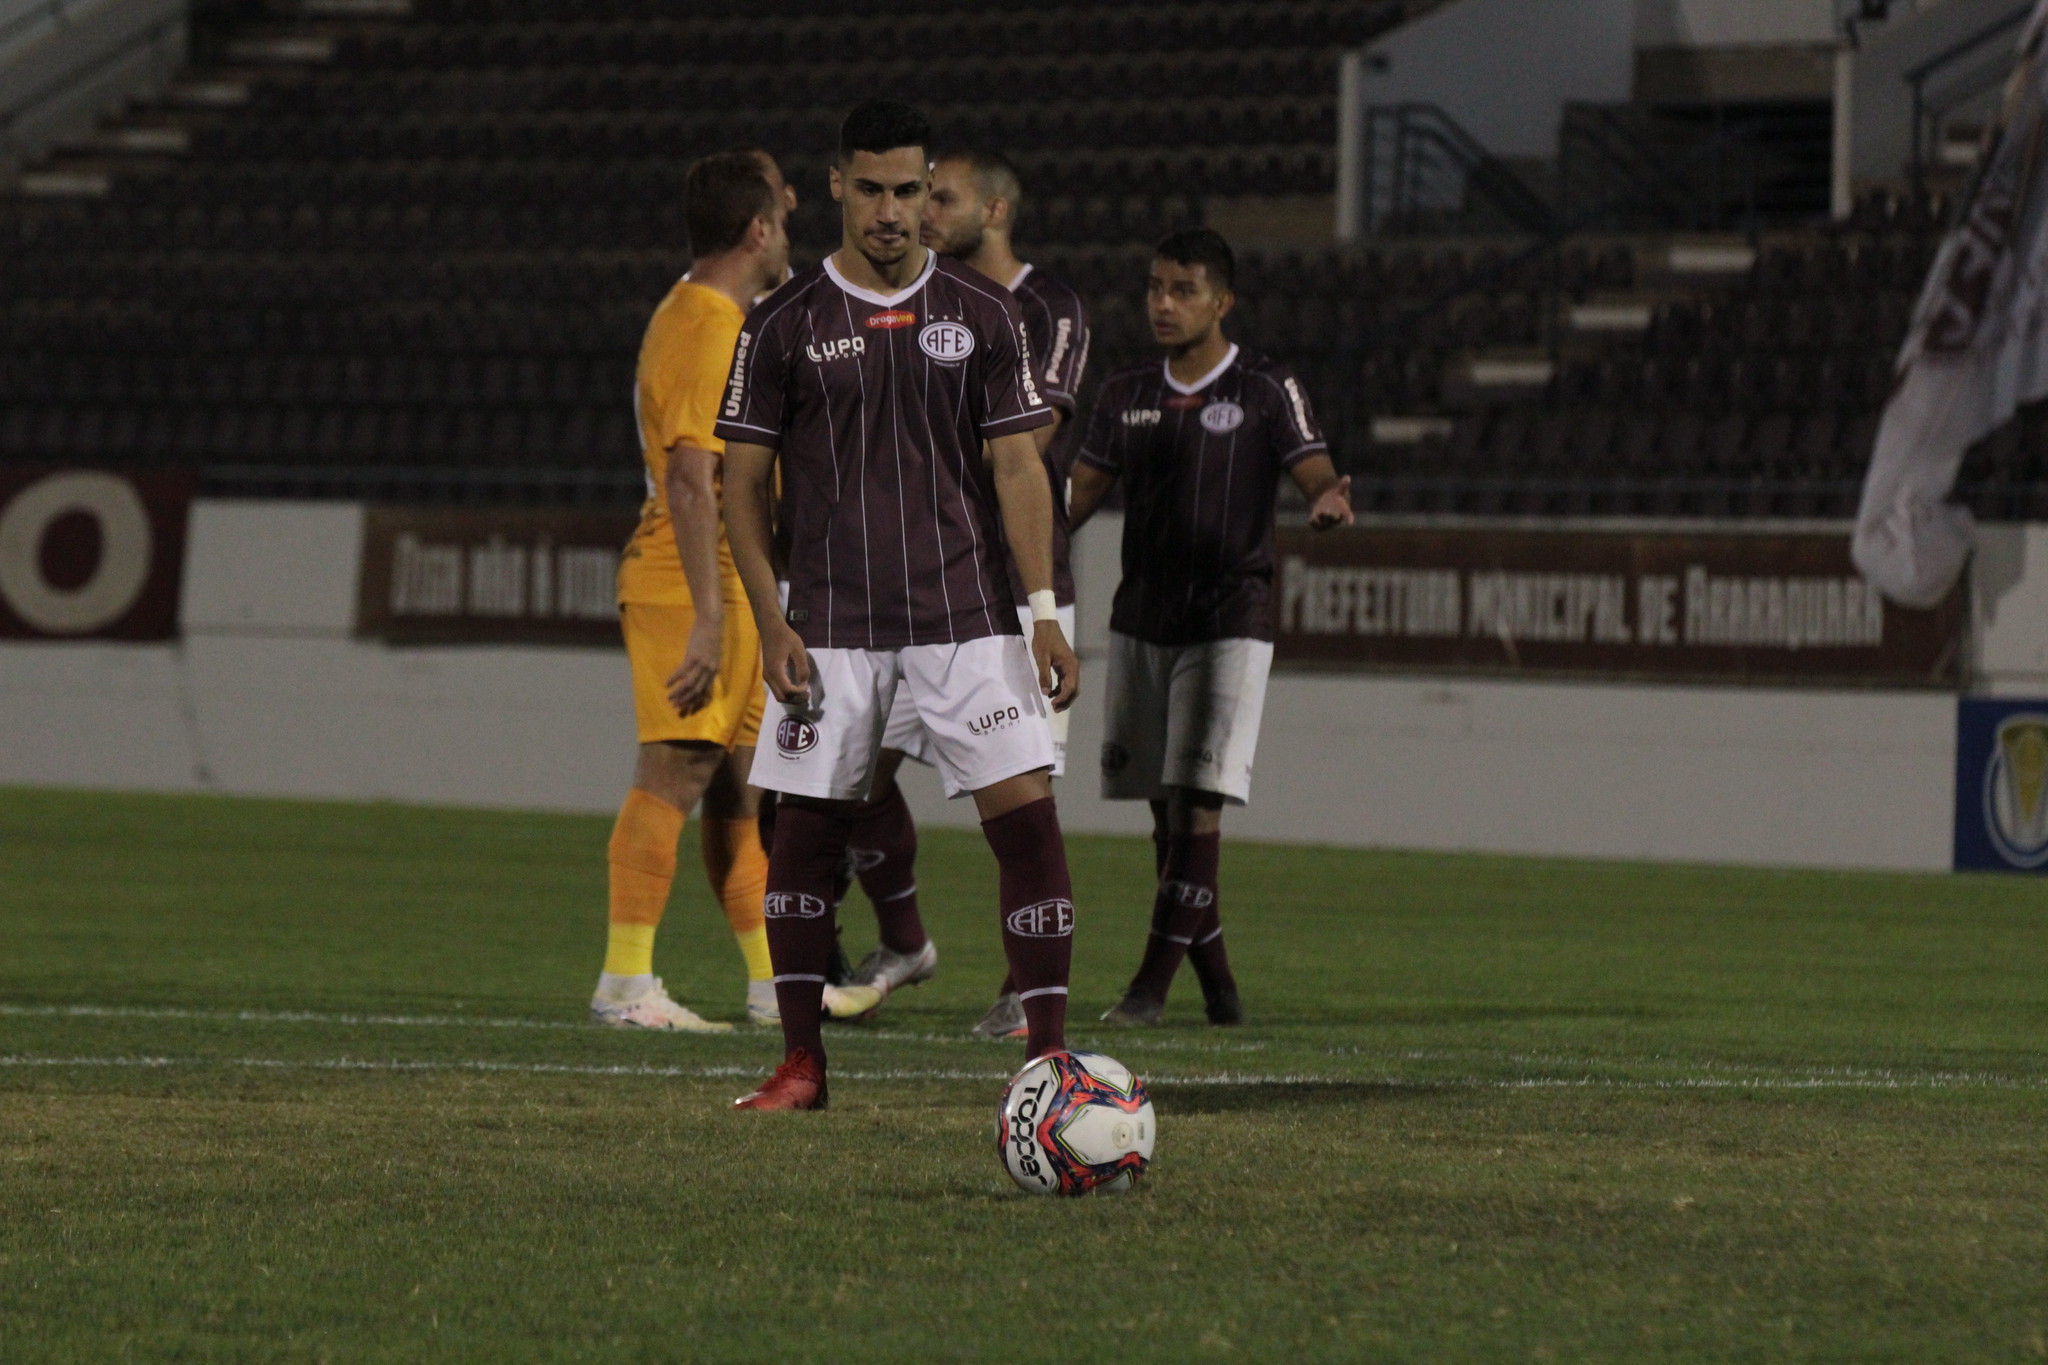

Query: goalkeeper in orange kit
[595,148,883,1028]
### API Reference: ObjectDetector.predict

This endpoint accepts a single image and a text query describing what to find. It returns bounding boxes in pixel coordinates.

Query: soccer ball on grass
[996,1050,1154,1195]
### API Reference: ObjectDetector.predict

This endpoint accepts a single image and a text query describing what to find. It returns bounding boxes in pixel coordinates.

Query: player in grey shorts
[1066,228,1353,1027]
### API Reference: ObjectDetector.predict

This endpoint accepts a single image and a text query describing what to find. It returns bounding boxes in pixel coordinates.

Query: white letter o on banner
[0,472,155,634]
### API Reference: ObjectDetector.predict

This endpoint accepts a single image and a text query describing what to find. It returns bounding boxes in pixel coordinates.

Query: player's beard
[931,222,983,259]
[861,226,914,270]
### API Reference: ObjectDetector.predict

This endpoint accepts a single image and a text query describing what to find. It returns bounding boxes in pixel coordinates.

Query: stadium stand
[0,0,2037,518]
[0,0,1400,503]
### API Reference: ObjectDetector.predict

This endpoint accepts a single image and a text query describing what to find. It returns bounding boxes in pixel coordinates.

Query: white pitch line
[7,1004,2044,1087]
[2,1054,2047,1092]
[0,1001,1272,1055]
[0,1002,592,1032]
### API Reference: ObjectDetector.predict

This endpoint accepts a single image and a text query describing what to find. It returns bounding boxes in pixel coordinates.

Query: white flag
[1854,0,2048,608]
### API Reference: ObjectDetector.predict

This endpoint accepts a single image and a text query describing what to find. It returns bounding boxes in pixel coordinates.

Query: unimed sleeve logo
[775,714,820,756]
[1004,898,1074,938]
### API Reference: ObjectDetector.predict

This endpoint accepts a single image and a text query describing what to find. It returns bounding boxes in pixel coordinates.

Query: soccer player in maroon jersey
[1066,228,1353,1027]
[718,101,1083,1110]
[828,149,1094,1040]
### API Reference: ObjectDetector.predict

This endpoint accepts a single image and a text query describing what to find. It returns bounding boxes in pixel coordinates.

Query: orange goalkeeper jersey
[617,279,745,607]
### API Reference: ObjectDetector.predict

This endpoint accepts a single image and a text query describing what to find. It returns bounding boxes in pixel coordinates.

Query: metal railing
[1561,105,1757,236]
[1,15,180,131]
[1906,1,2033,194]
[1356,102,1558,237]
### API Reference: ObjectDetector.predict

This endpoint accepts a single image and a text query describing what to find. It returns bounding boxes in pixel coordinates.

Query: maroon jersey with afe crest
[714,251,1054,650]
[1076,343,1326,645]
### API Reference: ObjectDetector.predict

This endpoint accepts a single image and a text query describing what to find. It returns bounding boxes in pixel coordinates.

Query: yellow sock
[605,789,685,978]
[704,817,773,982]
[604,923,658,979]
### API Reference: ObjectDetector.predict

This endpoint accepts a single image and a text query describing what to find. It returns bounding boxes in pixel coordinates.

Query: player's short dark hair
[936,149,1023,216]
[684,149,776,258]
[1154,227,1236,292]
[839,99,931,165]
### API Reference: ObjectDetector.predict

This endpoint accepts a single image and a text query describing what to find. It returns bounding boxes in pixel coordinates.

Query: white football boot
[971,991,1027,1039]
[822,982,885,1020]
[746,979,779,1026]
[590,976,732,1032]
[849,939,939,995]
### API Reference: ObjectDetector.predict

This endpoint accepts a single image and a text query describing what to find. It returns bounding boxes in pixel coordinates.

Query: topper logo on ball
[775,715,818,756]
[1005,898,1073,938]
[918,320,974,363]
[1006,1077,1053,1187]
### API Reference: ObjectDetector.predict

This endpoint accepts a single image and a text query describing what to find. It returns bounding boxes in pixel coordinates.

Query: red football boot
[732,1048,828,1111]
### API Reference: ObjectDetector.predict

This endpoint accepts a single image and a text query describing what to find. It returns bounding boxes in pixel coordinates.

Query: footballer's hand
[665,615,724,717]
[761,618,812,705]
[1310,475,1355,531]
[1033,620,1080,713]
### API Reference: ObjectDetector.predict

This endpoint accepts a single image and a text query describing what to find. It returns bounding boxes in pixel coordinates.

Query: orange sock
[604,789,685,978]
[703,816,772,982]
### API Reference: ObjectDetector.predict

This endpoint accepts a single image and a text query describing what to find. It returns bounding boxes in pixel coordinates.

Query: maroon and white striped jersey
[714,251,1055,650]
[1077,343,1327,645]
[1005,263,1090,608]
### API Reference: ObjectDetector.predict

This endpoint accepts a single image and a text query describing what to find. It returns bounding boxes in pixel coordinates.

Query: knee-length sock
[1127,832,1221,1003]
[980,798,1075,1058]
[762,805,852,1060]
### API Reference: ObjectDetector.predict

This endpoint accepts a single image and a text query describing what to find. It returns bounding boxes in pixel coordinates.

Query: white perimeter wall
[0,501,2007,875]
[3,499,2029,872]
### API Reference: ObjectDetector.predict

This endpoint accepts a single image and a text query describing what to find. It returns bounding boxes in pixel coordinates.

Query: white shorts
[758,633,1056,802]
[886,604,1073,792]
[1100,631,1273,805]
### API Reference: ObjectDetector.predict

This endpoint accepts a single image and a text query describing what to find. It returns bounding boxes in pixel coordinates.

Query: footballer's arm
[1065,460,1117,531]
[1290,454,1355,531]
[989,428,1080,712]
[1031,409,1064,455]
[662,445,730,715]
[978,411,1061,470]
[722,439,809,704]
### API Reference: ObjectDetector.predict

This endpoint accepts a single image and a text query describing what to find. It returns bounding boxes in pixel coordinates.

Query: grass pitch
[2,788,2046,1363]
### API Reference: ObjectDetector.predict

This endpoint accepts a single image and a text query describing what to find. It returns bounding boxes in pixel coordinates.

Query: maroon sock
[1128,832,1221,1003]
[762,804,851,1063]
[1186,902,1237,998]
[845,784,926,953]
[980,797,1074,1058]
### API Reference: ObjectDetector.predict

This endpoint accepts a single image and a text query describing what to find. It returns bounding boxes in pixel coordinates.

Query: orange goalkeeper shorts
[620,597,764,749]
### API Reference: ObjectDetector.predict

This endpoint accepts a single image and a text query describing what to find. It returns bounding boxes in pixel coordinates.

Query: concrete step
[225,34,337,63]
[14,170,113,197]
[166,80,252,109]
[298,0,410,14]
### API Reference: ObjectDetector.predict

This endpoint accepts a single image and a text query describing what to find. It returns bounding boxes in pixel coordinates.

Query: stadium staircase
[1,0,2038,520]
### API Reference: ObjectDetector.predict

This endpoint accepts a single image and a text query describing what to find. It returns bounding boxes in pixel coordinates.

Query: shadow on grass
[1153,1080,1420,1115]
